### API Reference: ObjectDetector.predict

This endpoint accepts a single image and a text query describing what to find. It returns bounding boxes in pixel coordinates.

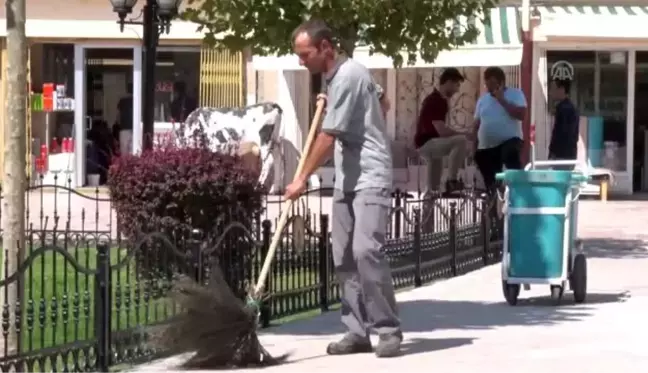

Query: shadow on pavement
[582,238,648,259]
[400,337,475,356]
[282,337,475,365]
[266,291,628,337]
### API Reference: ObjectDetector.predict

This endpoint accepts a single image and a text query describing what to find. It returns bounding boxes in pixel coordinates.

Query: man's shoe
[326,333,373,355]
[375,333,402,358]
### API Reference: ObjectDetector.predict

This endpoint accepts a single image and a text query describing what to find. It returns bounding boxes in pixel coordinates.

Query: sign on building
[550,60,574,81]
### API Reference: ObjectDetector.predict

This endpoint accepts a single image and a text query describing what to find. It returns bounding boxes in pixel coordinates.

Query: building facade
[0,0,246,188]
[529,3,648,195]
[252,7,527,192]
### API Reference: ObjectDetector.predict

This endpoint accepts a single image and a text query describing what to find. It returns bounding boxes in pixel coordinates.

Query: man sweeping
[284,19,402,358]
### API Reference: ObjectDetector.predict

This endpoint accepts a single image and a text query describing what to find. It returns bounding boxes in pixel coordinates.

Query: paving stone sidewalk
[131,200,648,373]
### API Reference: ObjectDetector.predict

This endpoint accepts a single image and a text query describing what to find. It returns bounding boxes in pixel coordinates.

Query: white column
[533,46,549,161]
[272,69,302,193]
[246,61,257,106]
[626,50,636,193]
[132,46,143,155]
[386,69,397,140]
[73,45,86,188]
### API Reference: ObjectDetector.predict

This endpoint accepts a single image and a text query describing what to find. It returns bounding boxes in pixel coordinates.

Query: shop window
[547,50,628,172]
[29,43,75,156]
[154,48,200,124]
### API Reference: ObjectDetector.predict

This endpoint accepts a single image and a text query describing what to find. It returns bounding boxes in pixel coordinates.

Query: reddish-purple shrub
[108,141,266,284]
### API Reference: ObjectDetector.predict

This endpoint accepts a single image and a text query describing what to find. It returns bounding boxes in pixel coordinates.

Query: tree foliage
[182,0,498,67]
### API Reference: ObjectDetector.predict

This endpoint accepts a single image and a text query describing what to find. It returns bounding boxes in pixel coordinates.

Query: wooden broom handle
[254,98,326,295]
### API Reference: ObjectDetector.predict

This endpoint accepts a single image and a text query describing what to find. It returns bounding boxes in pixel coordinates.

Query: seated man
[414,68,469,193]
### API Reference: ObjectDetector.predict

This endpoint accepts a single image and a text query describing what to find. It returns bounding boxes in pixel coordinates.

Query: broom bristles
[149,267,289,369]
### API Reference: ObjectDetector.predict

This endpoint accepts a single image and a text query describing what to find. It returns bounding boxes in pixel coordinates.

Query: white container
[87,174,100,187]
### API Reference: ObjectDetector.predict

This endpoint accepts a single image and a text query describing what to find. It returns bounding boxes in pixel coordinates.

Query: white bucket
[87,174,100,187]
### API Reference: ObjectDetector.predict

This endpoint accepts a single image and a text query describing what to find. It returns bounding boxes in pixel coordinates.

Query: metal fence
[0,178,503,372]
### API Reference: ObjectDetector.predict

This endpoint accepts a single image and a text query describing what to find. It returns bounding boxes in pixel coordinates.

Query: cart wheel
[550,285,564,304]
[570,254,587,303]
[502,281,520,306]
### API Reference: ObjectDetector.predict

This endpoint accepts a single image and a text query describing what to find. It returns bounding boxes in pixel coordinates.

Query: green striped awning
[451,7,522,47]
[536,5,648,16]
[532,4,648,40]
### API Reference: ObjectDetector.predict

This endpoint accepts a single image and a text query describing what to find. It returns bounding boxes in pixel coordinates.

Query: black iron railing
[0,176,502,372]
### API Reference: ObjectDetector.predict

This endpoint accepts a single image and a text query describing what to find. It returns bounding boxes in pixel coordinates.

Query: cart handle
[495,172,589,183]
[524,160,585,170]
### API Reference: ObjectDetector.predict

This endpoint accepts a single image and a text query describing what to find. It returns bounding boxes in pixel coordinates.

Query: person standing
[283,19,402,358]
[548,78,579,169]
[414,68,469,193]
[170,81,198,123]
[473,67,528,192]
[116,83,134,155]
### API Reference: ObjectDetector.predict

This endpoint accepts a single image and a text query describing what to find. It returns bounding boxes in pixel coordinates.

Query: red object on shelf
[68,137,75,152]
[42,83,54,98]
[40,144,48,172]
[42,83,55,112]
[62,138,69,153]
[51,137,59,154]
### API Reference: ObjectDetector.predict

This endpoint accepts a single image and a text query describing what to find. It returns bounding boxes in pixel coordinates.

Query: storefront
[253,6,526,191]
[530,5,648,195]
[0,0,246,188]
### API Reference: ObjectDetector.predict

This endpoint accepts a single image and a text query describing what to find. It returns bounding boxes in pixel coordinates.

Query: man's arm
[432,120,460,137]
[294,78,357,183]
[295,132,335,184]
[496,89,527,121]
[416,95,458,143]
[548,109,562,156]
[470,97,481,139]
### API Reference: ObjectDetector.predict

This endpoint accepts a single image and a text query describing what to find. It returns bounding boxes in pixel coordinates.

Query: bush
[107,135,266,295]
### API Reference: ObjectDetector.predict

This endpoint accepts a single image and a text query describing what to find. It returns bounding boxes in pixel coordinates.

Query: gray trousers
[417,135,468,192]
[331,188,400,338]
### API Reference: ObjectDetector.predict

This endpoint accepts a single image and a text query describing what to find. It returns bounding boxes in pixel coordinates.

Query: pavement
[130,199,648,372]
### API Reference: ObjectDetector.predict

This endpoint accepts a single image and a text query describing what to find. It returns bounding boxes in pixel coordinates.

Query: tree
[182,0,497,67]
[3,0,27,355]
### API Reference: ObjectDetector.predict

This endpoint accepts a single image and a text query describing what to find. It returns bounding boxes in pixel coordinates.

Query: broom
[151,98,327,369]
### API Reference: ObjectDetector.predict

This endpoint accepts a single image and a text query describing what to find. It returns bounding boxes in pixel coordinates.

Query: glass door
[74,45,140,187]
[547,51,629,172]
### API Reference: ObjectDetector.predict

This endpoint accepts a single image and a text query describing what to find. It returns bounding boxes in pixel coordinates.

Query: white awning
[534,5,648,39]
[0,19,205,40]
[253,6,523,70]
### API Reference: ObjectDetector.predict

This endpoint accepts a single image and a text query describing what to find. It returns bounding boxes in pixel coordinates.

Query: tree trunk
[3,0,27,356]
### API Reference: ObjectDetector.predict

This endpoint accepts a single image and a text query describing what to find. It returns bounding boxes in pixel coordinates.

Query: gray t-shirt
[322,57,393,192]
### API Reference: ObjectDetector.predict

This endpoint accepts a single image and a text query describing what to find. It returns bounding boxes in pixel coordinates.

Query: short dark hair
[291,19,336,49]
[439,68,464,85]
[484,66,506,84]
[553,78,571,94]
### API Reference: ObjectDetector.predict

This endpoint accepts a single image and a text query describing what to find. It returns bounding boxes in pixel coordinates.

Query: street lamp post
[109,0,183,151]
